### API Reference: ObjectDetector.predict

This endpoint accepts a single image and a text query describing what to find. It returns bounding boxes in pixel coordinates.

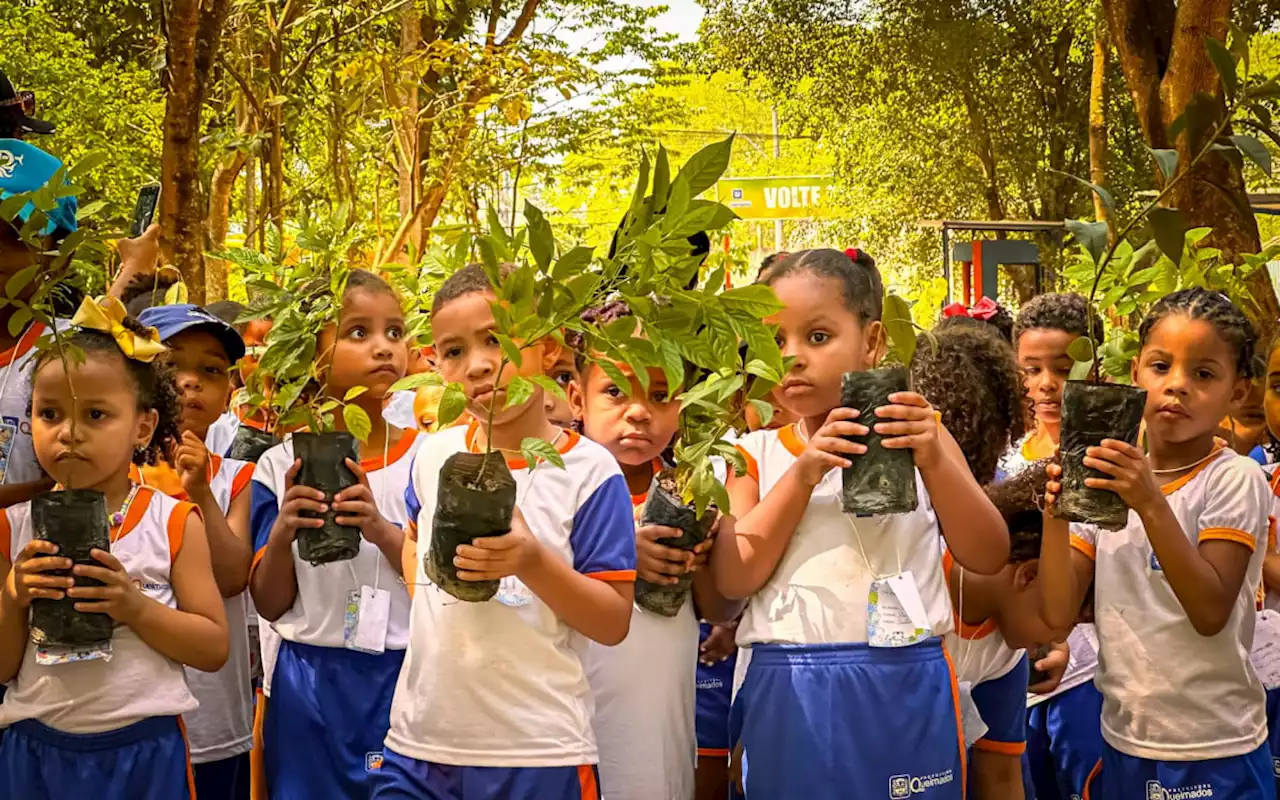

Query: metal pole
[772,107,783,251]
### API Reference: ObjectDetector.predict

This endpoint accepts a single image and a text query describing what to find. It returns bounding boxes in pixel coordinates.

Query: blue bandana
[0,138,77,237]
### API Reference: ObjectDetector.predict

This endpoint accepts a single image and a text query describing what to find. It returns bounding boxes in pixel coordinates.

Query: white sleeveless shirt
[0,488,200,733]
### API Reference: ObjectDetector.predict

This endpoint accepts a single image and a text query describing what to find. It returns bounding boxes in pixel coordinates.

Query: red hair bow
[943,296,999,321]
[844,248,862,261]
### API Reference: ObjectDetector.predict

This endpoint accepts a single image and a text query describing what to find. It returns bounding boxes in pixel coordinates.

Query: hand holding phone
[130,183,161,238]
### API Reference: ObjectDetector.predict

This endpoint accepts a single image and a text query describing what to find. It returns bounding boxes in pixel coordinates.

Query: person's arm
[0,537,72,682]
[401,527,418,598]
[1264,552,1280,597]
[177,434,253,597]
[1089,441,1259,637]
[249,461,324,621]
[69,508,228,672]
[691,515,745,624]
[332,459,405,579]
[877,394,1008,573]
[0,479,54,510]
[108,224,160,298]
[713,409,867,599]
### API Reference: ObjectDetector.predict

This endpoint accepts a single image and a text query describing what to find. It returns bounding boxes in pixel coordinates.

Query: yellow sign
[716,176,836,220]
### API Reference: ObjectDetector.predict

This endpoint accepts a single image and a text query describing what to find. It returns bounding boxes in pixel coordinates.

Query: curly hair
[31,324,182,466]
[984,461,1048,563]
[942,305,1014,343]
[1013,292,1104,344]
[1138,287,1258,379]
[759,248,883,323]
[911,322,1027,485]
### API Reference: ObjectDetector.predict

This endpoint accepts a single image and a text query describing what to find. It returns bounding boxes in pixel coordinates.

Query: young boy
[137,303,256,800]
[372,264,636,800]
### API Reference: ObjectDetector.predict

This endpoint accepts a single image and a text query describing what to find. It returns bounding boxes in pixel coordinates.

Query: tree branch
[500,0,541,47]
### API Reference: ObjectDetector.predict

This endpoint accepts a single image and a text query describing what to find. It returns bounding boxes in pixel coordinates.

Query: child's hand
[454,507,542,581]
[68,549,147,625]
[636,524,696,586]
[5,540,72,608]
[794,408,867,488]
[876,392,943,469]
[1083,439,1161,514]
[271,460,327,544]
[699,620,738,666]
[334,460,397,548]
[1028,641,1070,694]
[1044,462,1064,516]
[174,431,211,498]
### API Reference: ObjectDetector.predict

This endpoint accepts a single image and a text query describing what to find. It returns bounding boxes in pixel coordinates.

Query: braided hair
[1137,287,1258,378]
[759,248,883,323]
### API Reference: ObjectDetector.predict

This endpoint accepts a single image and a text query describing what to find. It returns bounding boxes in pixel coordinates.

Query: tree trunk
[395,8,424,254]
[1089,14,1114,235]
[160,0,230,303]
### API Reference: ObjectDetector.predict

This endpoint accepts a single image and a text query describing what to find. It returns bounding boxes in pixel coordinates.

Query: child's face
[1133,315,1249,447]
[433,290,545,424]
[161,329,233,439]
[320,288,408,400]
[1266,347,1280,444]
[766,272,883,420]
[1218,379,1266,454]
[414,384,446,431]
[745,398,798,431]
[1016,328,1076,428]
[573,362,679,466]
[543,347,580,428]
[32,352,157,490]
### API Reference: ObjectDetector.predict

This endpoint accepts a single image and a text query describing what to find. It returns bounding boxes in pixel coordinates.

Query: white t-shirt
[249,431,419,650]
[382,391,418,431]
[385,422,636,767]
[1072,449,1269,760]
[205,411,239,457]
[942,550,1024,687]
[0,489,199,733]
[0,323,62,487]
[733,424,952,646]
[581,488,698,800]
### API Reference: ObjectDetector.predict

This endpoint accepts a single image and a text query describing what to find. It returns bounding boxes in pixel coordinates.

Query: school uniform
[205,411,240,457]
[1023,624,1105,800]
[1073,449,1273,799]
[250,430,419,800]
[0,322,65,488]
[372,421,636,800]
[729,424,964,800]
[695,621,737,762]
[0,488,200,800]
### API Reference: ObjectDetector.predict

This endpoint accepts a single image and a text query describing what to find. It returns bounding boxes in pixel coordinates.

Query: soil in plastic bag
[1058,382,1146,531]
[293,431,361,565]
[428,451,516,602]
[840,368,918,515]
[30,490,113,648]
[634,470,717,618]
[228,425,280,463]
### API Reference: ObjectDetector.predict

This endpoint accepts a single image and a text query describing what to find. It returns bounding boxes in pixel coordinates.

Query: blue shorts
[972,654,1029,756]
[696,622,736,758]
[0,715,194,800]
[730,638,964,799]
[368,747,601,799]
[1086,740,1275,800]
[1025,680,1104,800]
[1267,687,1280,790]
[193,751,250,800]
[264,639,405,800]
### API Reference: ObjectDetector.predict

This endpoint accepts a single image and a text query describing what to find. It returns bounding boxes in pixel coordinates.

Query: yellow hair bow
[70,295,167,363]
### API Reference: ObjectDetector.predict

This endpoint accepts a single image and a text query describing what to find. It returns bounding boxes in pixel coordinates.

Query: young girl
[1046,288,1273,797]
[249,269,418,800]
[713,248,1009,798]
[0,295,228,799]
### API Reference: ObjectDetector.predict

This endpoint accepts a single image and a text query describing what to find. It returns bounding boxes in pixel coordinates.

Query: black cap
[0,71,54,136]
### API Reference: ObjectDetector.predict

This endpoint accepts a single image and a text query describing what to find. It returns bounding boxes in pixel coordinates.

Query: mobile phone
[130,183,161,238]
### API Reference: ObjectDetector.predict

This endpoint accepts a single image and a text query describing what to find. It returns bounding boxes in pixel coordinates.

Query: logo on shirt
[1272,756,1280,777]
[1146,780,1215,799]
[696,676,724,690]
[1150,551,1164,572]
[889,770,954,798]
[365,752,383,772]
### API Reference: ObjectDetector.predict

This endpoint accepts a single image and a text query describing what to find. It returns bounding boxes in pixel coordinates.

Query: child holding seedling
[374,264,635,800]
[1045,288,1273,797]
[137,303,256,799]
[713,248,1009,798]
[0,295,228,799]
[249,269,418,800]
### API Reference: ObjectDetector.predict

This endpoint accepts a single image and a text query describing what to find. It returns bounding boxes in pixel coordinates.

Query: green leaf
[748,398,774,428]
[1229,21,1250,74]
[1228,134,1272,176]
[520,437,566,470]
[388,373,442,392]
[343,386,368,401]
[666,175,691,222]
[6,307,29,337]
[1183,92,1222,151]
[1066,336,1095,363]
[495,334,524,369]
[552,246,593,280]
[0,194,29,222]
[1205,36,1238,99]
[882,294,917,364]
[720,284,783,318]
[486,206,510,249]
[504,375,536,409]
[523,201,554,272]
[343,404,373,442]
[598,359,632,396]
[652,145,671,208]
[529,374,568,401]
[436,383,468,426]
[66,151,108,182]
[1069,358,1094,382]
[163,281,189,305]
[1053,170,1115,218]
[4,265,38,300]
[657,339,686,392]
[1150,207,1189,263]
[674,134,735,197]
[1065,218,1109,265]
[1147,147,1179,179]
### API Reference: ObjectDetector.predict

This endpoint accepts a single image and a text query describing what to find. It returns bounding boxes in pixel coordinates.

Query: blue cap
[138,304,246,363]
[0,139,77,237]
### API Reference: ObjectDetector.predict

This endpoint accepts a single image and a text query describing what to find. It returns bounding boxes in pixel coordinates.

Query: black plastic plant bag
[30,490,113,648]
[634,470,717,618]
[293,431,361,565]
[1058,381,1147,531]
[228,425,280,463]
[840,368,918,515]
[428,451,516,602]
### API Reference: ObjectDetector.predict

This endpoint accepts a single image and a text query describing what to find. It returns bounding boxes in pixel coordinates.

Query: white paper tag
[1251,609,1280,690]
[36,639,112,666]
[495,576,534,608]
[868,571,932,648]
[957,681,989,749]
[343,587,390,654]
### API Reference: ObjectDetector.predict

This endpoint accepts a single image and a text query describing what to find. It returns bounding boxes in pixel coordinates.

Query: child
[568,346,730,800]
[713,248,1010,798]
[201,300,249,456]
[1047,288,1273,797]
[0,295,228,799]
[249,269,418,800]
[372,264,635,800]
[138,303,256,799]
[544,342,581,428]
